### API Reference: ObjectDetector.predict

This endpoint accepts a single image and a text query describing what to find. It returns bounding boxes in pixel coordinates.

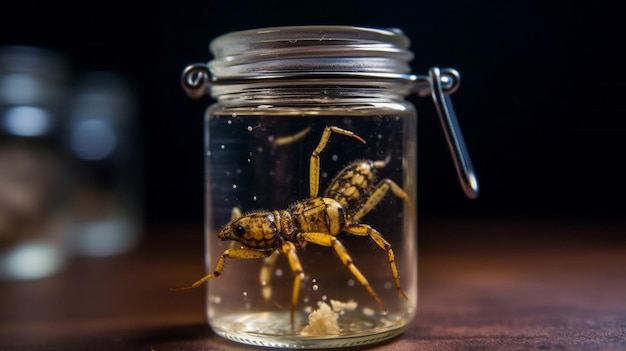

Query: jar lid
[207,26,414,81]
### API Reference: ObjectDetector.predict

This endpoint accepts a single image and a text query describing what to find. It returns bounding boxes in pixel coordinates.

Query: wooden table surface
[1,218,625,350]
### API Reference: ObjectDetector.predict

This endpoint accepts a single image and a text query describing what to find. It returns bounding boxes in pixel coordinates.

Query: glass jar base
[210,311,409,348]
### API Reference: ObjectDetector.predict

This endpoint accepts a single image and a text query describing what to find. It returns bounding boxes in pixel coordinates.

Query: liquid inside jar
[204,109,417,348]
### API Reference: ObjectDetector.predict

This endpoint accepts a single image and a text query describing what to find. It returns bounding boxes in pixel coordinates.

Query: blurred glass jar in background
[0,46,71,280]
[66,72,141,257]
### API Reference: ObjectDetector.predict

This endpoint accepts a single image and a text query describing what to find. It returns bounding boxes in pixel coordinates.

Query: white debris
[330,299,358,314]
[301,300,359,336]
[301,302,340,335]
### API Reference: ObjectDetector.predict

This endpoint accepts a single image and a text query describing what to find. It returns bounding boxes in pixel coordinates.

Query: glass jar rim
[207,25,414,81]
[210,25,411,55]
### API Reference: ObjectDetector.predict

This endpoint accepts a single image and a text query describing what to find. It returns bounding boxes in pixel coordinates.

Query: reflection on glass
[71,119,117,160]
[3,106,52,136]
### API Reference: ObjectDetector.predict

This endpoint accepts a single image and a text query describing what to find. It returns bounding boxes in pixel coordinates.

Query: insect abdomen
[324,161,376,216]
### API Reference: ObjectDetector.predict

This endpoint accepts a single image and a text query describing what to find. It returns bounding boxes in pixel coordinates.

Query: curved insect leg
[272,125,312,147]
[171,248,270,291]
[351,176,416,222]
[300,232,385,310]
[309,126,366,198]
[344,224,408,301]
[278,241,304,328]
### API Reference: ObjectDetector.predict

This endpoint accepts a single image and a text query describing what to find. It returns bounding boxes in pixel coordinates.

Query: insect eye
[234,225,246,237]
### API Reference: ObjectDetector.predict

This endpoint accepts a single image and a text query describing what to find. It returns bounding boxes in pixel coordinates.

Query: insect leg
[279,241,304,328]
[272,125,312,146]
[171,248,269,291]
[231,206,242,219]
[309,126,366,198]
[259,250,281,300]
[344,224,408,301]
[351,178,416,222]
[301,232,385,310]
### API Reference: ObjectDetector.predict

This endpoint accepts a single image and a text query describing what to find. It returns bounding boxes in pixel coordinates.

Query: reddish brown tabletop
[1,219,625,350]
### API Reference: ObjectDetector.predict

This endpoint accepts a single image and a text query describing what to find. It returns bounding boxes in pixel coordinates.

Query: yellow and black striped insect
[173,126,415,326]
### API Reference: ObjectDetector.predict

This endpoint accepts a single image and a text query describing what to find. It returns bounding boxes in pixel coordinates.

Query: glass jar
[179,26,478,348]
[0,46,71,280]
[66,72,142,257]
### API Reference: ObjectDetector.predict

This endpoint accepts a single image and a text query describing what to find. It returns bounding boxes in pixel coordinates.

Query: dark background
[1,0,624,228]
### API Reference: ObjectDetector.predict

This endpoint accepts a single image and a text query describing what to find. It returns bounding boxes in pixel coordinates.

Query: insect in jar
[172,126,416,327]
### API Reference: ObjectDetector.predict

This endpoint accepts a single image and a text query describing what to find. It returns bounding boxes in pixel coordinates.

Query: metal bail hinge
[181,63,211,99]
[416,67,479,199]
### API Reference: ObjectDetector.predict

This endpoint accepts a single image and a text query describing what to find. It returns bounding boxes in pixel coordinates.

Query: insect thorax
[288,198,346,239]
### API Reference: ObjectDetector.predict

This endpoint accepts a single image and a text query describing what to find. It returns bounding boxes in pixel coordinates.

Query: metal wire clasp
[412,67,479,199]
[181,63,211,99]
